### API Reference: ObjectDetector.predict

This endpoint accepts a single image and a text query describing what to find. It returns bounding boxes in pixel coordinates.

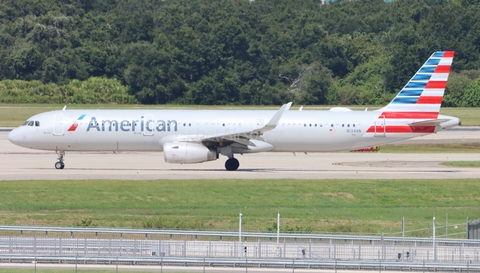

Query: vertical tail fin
[378,51,454,119]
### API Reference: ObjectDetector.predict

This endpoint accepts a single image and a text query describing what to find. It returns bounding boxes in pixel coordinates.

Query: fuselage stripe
[366,125,436,133]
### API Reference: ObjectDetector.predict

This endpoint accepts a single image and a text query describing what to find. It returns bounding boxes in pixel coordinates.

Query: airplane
[8,51,460,171]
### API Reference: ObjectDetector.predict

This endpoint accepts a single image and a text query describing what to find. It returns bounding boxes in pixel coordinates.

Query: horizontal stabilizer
[408,119,449,127]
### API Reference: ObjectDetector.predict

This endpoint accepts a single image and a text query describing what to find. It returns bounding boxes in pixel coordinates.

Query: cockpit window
[21,120,40,126]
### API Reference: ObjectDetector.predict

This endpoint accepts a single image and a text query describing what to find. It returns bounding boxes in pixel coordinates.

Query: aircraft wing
[172,102,292,147]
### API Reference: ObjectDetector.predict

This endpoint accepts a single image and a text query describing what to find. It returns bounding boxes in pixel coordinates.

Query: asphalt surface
[1,128,479,180]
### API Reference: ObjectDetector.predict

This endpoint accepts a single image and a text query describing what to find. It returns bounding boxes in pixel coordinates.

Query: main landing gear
[55,151,65,169]
[225,158,239,171]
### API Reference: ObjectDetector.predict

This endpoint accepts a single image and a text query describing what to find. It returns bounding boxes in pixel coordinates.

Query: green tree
[461,78,480,107]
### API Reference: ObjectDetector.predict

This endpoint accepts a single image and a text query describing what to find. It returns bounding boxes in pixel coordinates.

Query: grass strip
[0,179,478,237]
[441,161,480,167]
[380,143,480,153]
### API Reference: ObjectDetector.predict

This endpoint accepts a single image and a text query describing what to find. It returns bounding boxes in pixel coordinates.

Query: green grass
[381,143,480,153]
[0,179,477,237]
[1,104,479,127]
[441,161,480,167]
[440,107,479,126]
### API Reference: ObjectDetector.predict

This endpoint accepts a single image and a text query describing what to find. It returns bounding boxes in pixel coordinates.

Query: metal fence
[469,219,480,240]
[1,236,480,263]
[1,255,480,272]
[0,226,479,265]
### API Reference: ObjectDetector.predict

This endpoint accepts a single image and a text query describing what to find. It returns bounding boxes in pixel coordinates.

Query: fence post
[466,217,469,240]
[433,217,437,262]
[446,213,448,239]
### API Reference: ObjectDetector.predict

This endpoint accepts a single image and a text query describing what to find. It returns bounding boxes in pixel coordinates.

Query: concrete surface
[1,128,479,180]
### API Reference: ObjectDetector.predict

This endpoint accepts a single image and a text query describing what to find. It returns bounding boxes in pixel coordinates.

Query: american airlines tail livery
[8,51,460,171]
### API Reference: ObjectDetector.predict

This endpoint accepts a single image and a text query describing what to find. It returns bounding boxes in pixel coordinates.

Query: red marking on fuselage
[67,122,78,131]
[366,125,436,134]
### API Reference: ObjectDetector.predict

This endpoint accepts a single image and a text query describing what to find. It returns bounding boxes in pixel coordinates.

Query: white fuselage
[8,109,434,153]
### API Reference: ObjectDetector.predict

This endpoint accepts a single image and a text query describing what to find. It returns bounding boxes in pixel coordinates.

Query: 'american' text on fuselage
[86,117,178,132]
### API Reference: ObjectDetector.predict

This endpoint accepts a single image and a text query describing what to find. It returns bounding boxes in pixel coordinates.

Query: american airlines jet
[8,51,460,171]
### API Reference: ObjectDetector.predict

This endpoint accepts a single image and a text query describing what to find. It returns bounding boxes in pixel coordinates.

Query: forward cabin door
[53,114,65,136]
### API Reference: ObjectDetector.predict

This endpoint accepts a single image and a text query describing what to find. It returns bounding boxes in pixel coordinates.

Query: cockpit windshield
[22,120,40,126]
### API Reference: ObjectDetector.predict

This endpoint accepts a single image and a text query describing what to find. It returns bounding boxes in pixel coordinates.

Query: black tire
[225,158,239,171]
[55,162,65,169]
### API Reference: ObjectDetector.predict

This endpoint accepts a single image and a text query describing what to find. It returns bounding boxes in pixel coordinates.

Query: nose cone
[8,129,18,145]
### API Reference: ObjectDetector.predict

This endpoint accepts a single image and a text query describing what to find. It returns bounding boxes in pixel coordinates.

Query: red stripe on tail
[443,51,455,58]
[416,96,443,104]
[425,81,447,89]
[434,65,451,73]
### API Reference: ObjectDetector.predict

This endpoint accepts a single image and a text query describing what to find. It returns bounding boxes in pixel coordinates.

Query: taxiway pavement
[1,128,479,180]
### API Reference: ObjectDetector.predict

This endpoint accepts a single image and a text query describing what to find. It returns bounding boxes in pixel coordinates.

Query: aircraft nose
[8,129,18,145]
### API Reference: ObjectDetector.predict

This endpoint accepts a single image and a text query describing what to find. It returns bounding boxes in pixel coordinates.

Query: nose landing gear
[55,151,65,169]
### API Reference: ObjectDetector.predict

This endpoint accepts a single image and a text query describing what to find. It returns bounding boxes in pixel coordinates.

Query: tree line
[1,0,480,106]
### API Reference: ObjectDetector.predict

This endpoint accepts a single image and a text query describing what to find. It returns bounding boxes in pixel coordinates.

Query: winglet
[62,105,67,111]
[256,102,292,133]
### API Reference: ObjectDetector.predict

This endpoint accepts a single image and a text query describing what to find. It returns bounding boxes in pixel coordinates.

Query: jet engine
[163,142,217,164]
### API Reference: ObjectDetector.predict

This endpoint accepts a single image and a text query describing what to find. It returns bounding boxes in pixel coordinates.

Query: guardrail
[0,226,479,271]
[0,255,480,272]
[0,225,477,245]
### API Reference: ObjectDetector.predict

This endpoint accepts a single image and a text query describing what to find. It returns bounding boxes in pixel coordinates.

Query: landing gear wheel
[55,151,65,169]
[55,161,65,169]
[225,158,239,171]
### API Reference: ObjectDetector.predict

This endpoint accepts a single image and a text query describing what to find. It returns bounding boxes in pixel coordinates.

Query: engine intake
[163,142,217,164]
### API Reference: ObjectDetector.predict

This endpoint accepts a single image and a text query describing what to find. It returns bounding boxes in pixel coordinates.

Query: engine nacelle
[163,142,217,164]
